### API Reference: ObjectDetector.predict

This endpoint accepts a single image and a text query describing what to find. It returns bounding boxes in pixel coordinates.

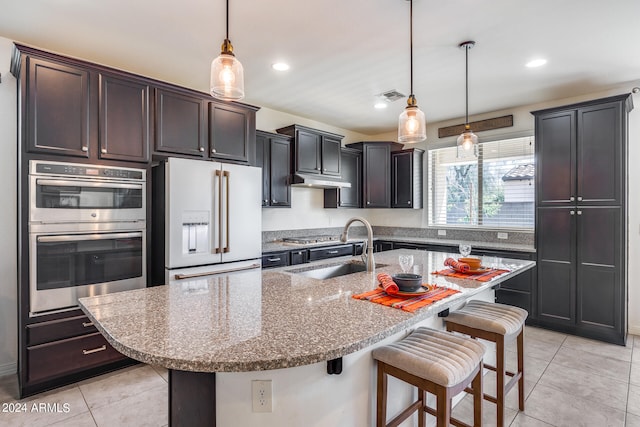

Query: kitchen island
[79,249,535,427]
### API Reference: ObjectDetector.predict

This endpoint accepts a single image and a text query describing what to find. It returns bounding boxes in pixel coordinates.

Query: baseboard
[0,361,17,377]
[629,325,640,336]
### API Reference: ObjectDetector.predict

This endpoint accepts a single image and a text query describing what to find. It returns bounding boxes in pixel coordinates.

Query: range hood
[290,173,351,189]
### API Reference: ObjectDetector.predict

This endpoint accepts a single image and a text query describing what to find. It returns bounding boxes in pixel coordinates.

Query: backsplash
[263,226,534,247]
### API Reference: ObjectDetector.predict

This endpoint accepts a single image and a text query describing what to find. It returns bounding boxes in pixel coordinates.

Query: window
[428,136,535,229]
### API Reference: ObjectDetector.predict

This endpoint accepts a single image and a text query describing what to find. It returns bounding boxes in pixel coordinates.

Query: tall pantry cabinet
[533,94,633,345]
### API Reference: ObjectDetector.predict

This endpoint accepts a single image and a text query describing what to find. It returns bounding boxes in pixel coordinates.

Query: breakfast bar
[78,249,535,427]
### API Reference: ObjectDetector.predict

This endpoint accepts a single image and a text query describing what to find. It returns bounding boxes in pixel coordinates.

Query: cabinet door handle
[407,201,411,205]
[81,146,88,152]
[82,345,107,355]
[316,167,321,171]
[570,196,575,202]
[577,196,583,201]
[212,148,217,153]
[272,199,277,203]
[82,321,94,327]
[367,201,371,205]
[267,257,281,262]
[328,250,339,254]
[101,148,107,154]
[570,211,575,215]
[577,210,582,215]
[199,147,205,152]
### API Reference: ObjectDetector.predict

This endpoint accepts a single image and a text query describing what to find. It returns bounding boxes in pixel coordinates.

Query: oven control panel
[33,161,144,181]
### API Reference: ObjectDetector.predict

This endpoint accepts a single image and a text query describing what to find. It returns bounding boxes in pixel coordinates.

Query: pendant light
[210,0,244,101]
[398,0,426,143]
[457,40,478,158]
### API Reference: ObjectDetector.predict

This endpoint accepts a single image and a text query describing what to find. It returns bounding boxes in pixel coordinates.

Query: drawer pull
[82,322,94,327]
[267,257,281,262]
[328,250,339,254]
[82,345,107,355]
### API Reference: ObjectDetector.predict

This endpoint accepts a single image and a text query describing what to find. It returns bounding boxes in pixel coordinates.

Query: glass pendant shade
[210,49,244,101]
[456,127,479,158]
[398,105,426,143]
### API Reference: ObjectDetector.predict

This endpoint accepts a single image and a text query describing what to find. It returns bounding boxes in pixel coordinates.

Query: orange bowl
[458,257,482,269]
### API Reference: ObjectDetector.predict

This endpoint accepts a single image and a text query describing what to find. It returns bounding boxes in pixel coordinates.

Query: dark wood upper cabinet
[532,94,632,345]
[276,124,343,177]
[24,56,91,158]
[154,88,206,157]
[536,110,576,205]
[391,148,423,209]
[577,102,623,205]
[295,128,322,174]
[209,102,255,164]
[346,141,403,208]
[536,98,624,207]
[99,73,150,163]
[320,136,341,176]
[256,130,291,207]
[269,137,292,207]
[324,147,362,208]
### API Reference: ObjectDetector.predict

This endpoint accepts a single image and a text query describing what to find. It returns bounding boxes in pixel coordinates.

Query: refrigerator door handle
[214,169,222,254]
[223,170,230,253]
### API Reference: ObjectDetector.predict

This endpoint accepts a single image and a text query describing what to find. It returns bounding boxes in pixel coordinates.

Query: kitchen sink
[287,261,387,280]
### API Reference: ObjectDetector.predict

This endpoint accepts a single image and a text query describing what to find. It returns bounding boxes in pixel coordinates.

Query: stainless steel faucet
[340,217,375,271]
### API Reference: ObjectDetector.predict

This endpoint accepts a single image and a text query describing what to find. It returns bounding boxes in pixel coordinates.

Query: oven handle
[37,232,143,243]
[36,179,143,190]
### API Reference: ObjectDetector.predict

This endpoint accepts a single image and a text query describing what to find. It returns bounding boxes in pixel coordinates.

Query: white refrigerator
[158,157,262,282]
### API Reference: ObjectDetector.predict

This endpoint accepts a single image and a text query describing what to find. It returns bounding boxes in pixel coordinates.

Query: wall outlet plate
[497,232,508,240]
[437,230,446,236]
[252,380,273,412]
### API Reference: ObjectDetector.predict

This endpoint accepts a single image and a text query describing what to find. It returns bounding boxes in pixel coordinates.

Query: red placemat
[351,286,460,313]
[431,267,510,282]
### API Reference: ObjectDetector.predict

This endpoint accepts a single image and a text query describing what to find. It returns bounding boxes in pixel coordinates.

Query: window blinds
[428,136,535,229]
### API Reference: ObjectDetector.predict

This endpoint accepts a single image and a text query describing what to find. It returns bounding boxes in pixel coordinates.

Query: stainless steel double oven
[28,160,147,316]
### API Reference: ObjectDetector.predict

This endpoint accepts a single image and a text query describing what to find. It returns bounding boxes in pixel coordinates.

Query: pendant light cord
[409,0,414,96]
[226,0,230,40]
[465,43,469,125]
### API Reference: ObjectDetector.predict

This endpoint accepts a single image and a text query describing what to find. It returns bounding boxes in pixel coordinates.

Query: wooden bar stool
[372,327,485,427]
[444,300,528,427]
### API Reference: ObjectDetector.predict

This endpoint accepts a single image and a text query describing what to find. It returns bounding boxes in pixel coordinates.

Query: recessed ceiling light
[526,58,547,68]
[271,62,290,71]
[374,102,388,109]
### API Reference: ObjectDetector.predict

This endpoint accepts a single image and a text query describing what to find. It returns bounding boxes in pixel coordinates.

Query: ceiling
[1,0,639,135]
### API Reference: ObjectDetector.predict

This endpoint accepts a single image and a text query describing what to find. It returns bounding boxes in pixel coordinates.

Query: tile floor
[0,326,638,426]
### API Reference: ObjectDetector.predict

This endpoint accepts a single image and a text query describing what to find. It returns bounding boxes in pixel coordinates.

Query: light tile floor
[0,326,637,426]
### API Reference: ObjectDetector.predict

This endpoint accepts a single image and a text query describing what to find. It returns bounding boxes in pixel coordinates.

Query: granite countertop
[79,249,535,373]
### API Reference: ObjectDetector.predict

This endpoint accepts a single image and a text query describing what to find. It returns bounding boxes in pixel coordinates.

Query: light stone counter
[78,249,534,373]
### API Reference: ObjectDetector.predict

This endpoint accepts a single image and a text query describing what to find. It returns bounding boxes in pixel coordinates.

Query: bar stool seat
[445,300,528,427]
[372,327,485,427]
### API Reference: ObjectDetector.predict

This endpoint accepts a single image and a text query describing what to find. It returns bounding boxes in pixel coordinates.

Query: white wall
[0,36,18,376]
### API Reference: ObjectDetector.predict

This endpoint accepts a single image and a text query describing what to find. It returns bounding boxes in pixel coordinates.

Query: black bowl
[391,273,423,292]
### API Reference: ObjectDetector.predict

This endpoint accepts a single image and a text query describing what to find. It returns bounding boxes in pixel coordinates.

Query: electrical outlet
[497,232,508,240]
[437,229,446,236]
[252,380,272,413]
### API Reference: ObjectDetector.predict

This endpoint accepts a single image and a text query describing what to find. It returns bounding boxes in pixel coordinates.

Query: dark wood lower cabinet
[20,311,135,398]
[536,204,625,344]
[27,333,126,383]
